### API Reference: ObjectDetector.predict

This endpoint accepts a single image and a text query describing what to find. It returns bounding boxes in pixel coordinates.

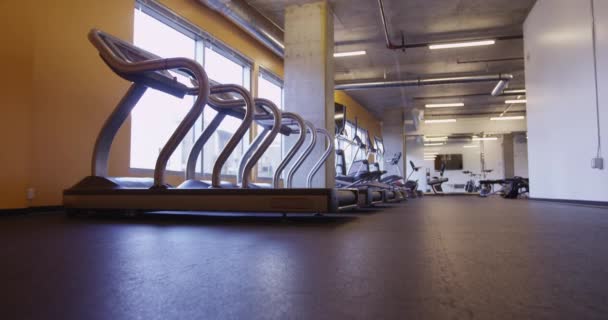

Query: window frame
[131,0,255,179]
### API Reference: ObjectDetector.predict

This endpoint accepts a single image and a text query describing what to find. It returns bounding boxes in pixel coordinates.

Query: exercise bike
[463,170,482,193]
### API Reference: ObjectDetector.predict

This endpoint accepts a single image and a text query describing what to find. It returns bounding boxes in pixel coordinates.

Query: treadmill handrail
[88,29,210,187]
[207,84,254,188]
[306,128,334,188]
[238,98,282,188]
[273,112,306,188]
[184,96,280,187]
[286,121,317,188]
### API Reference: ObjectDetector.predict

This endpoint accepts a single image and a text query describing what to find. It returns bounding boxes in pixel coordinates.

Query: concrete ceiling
[247,0,536,119]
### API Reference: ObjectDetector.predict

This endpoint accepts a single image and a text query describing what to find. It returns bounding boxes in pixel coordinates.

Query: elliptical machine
[404,161,422,198]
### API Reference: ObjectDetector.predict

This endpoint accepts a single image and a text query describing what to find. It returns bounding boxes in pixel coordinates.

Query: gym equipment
[63,29,358,215]
[463,170,482,193]
[335,151,385,206]
[479,177,529,198]
[426,163,448,194]
[335,122,401,204]
[380,152,405,185]
[404,161,422,198]
[333,114,389,206]
[502,177,529,199]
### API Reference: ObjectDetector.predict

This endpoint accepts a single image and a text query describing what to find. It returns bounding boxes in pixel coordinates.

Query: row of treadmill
[63,29,419,216]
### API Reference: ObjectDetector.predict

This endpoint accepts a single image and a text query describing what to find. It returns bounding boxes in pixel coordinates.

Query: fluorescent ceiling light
[424,143,445,146]
[490,116,525,121]
[424,159,436,161]
[472,137,498,141]
[334,50,366,58]
[425,119,457,124]
[503,89,526,94]
[424,153,439,156]
[425,103,464,108]
[463,145,479,148]
[424,136,448,141]
[505,99,527,104]
[429,40,495,50]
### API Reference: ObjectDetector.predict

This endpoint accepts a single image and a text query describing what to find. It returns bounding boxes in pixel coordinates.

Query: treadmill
[63,29,358,215]
[335,120,398,205]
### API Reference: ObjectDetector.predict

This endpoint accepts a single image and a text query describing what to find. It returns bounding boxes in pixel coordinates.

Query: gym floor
[1,197,607,319]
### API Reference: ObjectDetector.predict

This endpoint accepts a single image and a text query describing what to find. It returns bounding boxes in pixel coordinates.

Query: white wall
[405,137,505,193]
[524,0,608,201]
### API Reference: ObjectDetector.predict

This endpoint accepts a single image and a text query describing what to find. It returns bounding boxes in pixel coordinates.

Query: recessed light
[503,89,526,94]
[425,119,457,124]
[424,136,449,141]
[334,51,366,58]
[425,103,464,108]
[505,99,527,104]
[490,116,525,121]
[429,40,495,50]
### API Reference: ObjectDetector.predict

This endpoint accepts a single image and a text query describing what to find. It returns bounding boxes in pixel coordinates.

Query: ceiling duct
[411,108,424,130]
[491,79,509,96]
[377,0,522,51]
[335,74,514,91]
[197,0,285,57]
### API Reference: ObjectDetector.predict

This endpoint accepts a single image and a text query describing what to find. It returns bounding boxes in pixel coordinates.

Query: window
[132,9,196,172]
[132,6,252,178]
[342,121,359,166]
[375,137,385,170]
[256,70,283,178]
[202,46,251,176]
[359,128,369,161]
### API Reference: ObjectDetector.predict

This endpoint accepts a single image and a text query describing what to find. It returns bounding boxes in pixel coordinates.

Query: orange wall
[0,1,34,209]
[335,90,382,142]
[0,0,380,209]
[334,90,382,163]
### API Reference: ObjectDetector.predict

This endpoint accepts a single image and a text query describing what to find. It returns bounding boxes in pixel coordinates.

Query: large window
[132,9,196,172]
[132,7,252,177]
[359,128,369,161]
[256,70,283,178]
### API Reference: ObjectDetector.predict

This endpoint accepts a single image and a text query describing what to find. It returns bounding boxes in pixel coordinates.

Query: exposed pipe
[377,0,522,51]
[457,57,524,64]
[491,80,509,96]
[335,73,513,91]
[197,0,284,57]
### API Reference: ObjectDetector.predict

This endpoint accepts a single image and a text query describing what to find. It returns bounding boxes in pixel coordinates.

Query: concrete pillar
[502,134,514,178]
[283,1,334,188]
[382,109,405,178]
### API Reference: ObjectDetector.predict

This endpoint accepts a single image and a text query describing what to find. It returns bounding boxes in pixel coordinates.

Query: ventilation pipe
[335,74,514,91]
[377,0,522,51]
[197,0,285,57]
[491,79,509,96]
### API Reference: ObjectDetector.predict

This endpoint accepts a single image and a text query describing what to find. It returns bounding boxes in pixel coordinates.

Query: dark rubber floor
[1,197,608,319]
